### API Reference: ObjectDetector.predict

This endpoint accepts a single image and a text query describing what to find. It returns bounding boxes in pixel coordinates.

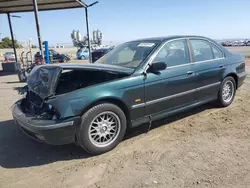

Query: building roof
[0,0,87,13]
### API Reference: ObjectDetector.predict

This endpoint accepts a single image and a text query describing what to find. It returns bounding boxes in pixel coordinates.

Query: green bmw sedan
[12,36,247,154]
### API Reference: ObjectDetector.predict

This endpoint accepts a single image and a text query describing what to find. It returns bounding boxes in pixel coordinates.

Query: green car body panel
[12,35,247,145]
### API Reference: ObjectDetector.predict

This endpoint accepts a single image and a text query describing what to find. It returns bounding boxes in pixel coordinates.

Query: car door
[145,39,197,116]
[50,50,60,61]
[188,39,225,101]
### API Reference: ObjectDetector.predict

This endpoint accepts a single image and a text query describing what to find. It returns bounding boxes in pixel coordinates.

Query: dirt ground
[0,61,250,188]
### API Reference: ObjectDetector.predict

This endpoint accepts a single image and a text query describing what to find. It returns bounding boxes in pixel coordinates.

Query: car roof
[130,35,212,43]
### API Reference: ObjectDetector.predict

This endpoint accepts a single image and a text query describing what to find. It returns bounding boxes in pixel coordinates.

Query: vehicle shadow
[124,103,215,140]
[0,103,215,169]
[13,86,26,95]
[0,71,17,77]
[5,81,23,84]
[0,120,91,169]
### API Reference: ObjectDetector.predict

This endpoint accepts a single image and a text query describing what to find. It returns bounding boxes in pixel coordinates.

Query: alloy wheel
[222,80,234,103]
[88,111,121,148]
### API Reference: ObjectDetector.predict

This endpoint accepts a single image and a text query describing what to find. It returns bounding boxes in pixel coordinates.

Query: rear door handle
[219,65,224,68]
[187,71,194,75]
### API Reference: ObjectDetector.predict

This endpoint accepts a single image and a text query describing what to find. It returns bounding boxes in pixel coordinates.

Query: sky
[0,0,250,45]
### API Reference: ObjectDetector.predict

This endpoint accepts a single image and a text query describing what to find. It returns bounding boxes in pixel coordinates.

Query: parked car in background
[48,49,70,63]
[77,48,89,60]
[12,35,247,155]
[92,48,112,62]
[221,40,250,47]
[4,52,15,61]
[238,41,245,46]
[244,40,250,46]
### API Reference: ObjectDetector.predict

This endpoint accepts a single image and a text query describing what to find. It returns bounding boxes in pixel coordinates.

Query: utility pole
[33,0,43,58]
[84,1,98,63]
[7,13,18,62]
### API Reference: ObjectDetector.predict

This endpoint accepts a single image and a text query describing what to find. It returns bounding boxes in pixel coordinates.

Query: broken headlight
[36,103,61,120]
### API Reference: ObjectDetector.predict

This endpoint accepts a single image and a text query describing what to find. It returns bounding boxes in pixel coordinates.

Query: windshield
[49,50,58,55]
[94,41,160,68]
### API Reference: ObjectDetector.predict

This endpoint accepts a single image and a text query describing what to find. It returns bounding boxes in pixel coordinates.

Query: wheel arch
[224,73,238,89]
[80,97,132,127]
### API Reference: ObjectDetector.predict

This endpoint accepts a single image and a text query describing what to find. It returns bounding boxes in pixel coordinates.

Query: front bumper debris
[12,101,80,145]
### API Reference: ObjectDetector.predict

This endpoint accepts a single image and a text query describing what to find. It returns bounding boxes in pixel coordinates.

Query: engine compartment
[20,69,128,120]
[55,69,128,95]
[20,90,60,120]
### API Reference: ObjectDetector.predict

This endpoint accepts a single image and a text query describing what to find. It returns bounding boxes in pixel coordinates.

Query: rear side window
[190,40,213,62]
[153,39,190,67]
[211,44,223,59]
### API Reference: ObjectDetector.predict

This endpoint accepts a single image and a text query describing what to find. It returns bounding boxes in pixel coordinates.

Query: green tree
[0,37,23,48]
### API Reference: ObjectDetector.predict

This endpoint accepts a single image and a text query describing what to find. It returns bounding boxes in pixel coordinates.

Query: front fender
[47,86,126,118]
[48,75,145,120]
[69,90,126,117]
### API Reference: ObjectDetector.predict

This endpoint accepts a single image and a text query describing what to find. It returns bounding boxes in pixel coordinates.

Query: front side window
[95,41,160,68]
[190,40,213,62]
[153,40,190,67]
[49,50,57,56]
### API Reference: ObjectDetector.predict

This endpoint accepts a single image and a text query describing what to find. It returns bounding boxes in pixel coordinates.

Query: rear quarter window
[211,44,224,59]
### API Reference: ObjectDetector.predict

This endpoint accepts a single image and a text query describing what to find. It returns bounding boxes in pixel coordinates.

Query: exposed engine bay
[20,69,129,120]
[20,91,60,120]
[56,69,128,95]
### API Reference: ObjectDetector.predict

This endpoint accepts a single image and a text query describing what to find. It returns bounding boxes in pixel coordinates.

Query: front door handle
[187,71,194,75]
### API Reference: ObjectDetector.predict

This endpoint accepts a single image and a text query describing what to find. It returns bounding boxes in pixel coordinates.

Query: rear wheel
[77,103,127,155]
[63,57,68,62]
[217,76,236,107]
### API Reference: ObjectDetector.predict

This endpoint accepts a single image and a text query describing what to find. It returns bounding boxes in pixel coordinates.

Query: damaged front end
[20,90,61,120]
[19,65,63,121]
[12,66,78,145]
[12,64,131,145]
[12,89,79,145]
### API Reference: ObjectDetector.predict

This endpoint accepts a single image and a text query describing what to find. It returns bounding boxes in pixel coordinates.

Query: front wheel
[217,76,236,107]
[77,103,127,155]
[62,57,68,63]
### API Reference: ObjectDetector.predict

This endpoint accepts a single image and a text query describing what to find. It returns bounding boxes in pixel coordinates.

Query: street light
[85,1,99,63]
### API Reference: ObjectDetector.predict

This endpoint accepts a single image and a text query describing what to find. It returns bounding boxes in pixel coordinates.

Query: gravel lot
[0,60,249,188]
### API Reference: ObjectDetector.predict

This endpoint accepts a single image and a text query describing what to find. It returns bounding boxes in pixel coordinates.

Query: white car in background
[4,52,15,60]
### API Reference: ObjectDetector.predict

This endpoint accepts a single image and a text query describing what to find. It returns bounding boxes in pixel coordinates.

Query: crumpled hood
[27,66,62,99]
[27,63,134,99]
[57,63,134,74]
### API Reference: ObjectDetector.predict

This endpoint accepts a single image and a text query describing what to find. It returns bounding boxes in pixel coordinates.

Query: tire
[63,57,67,63]
[17,70,27,82]
[77,103,127,155]
[217,76,236,107]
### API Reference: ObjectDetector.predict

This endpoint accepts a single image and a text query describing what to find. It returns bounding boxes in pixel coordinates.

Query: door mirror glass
[150,62,167,72]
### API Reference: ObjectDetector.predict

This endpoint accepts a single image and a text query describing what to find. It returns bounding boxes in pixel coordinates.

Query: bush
[0,37,23,48]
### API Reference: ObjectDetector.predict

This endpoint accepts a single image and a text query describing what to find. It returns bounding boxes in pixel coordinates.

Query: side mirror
[150,62,167,72]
